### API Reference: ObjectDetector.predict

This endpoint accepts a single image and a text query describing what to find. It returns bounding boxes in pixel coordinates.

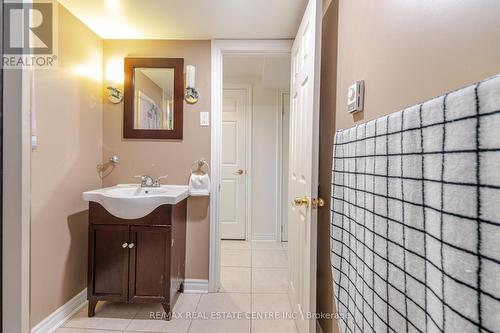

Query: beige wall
[102,40,211,279]
[318,0,500,332]
[336,0,500,130]
[31,4,103,327]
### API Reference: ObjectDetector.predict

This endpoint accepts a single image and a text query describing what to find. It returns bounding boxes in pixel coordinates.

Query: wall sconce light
[106,58,124,104]
[107,85,123,104]
[185,65,199,104]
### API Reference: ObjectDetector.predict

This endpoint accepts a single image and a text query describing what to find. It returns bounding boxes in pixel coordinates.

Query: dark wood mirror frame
[124,57,184,139]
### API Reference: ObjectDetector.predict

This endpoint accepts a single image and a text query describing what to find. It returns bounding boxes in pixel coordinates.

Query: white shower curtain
[330,75,500,333]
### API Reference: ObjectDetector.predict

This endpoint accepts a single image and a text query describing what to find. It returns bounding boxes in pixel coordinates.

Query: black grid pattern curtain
[330,75,500,333]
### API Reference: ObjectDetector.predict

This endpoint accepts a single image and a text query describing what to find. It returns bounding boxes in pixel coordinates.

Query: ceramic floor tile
[252,268,289,293]
[220,249,251,267]
[252,250,288,268]
[219,267,251,293]
[251,293,292,313]
[251,319,297,333]
[189,293,250,332]
[251,294,296,332]
[125,294,200,332]
[55,328,121,333]
[221,240,252,250]
[188,318,250,333]
[196,293,251,314]
[63,302,141,331]
[251,241,286,251]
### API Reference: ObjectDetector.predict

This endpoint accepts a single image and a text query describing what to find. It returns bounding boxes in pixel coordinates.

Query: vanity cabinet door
[128,226,170,303]
[88,225,130,302]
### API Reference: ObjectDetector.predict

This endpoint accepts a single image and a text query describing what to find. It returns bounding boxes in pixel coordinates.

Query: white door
[282,93,290,242]
[288,0,321,332]
[221,87,248,239]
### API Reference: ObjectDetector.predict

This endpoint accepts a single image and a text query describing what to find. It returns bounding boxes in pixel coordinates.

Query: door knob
[293,196,310,207]
[312,197,325,209]
[122,242,128,248]
[128,243,135,249]
[233,169,245,176]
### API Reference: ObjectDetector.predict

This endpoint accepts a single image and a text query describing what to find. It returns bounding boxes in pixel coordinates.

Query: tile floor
[57,240,296,333]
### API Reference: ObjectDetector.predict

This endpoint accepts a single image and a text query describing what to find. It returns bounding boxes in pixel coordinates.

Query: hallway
[219,240,295,332]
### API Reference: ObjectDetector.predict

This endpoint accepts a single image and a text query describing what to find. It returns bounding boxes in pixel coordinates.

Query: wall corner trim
[183,279,209,294]
[31,289,87,333]
[317,319,325,333]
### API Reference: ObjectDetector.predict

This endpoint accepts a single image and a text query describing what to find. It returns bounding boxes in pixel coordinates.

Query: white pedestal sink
[83,184,189,219]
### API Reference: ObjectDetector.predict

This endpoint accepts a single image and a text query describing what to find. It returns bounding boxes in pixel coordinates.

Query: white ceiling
[58,0,307,39]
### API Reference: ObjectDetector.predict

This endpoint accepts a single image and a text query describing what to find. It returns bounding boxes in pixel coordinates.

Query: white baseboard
[183,279,209,293]
[251,233,276,241]
[31,279,208,333]
[31,288,87,333]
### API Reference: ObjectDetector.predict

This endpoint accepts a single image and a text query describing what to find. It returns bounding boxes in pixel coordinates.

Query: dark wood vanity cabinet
[87,200,187,319]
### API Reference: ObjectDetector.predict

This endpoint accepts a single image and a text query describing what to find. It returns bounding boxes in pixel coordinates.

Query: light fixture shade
[185,65,199,104]
[186,65,195,88]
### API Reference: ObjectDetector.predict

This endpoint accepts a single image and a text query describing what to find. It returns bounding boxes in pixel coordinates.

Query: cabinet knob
[128,243,135,249]
[122,242,128,248]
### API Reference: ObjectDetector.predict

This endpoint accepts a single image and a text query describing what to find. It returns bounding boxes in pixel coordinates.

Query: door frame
[221,83,252,241]
[0,0,3,328]
[209,40,293,292]
[2,30,32,333]
[278,91,290,242]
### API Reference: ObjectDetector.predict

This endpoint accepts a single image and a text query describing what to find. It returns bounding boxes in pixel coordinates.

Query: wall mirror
[124,57,184,139]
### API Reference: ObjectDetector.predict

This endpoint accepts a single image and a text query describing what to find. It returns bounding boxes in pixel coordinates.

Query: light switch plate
[31,135,38,150]
[200,111,210,126]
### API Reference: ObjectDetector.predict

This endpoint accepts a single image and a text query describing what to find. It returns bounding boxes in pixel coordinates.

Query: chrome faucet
[134,175,168,187]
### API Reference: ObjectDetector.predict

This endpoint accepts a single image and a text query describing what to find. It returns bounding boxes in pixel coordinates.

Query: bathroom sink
[83,184,189,219]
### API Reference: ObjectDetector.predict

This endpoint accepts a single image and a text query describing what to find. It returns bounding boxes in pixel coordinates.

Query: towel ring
[190,159,209,175]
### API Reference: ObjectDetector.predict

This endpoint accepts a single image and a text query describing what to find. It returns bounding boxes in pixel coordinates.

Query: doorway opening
[209,40,293,293]
[218,53,291,287]
[220,54,290,243]
[215,49,295,331]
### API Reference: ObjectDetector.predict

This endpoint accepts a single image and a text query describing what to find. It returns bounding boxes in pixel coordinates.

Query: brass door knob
[293,196,310,207]
[312,197,325,209]
[233,169,244,176]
